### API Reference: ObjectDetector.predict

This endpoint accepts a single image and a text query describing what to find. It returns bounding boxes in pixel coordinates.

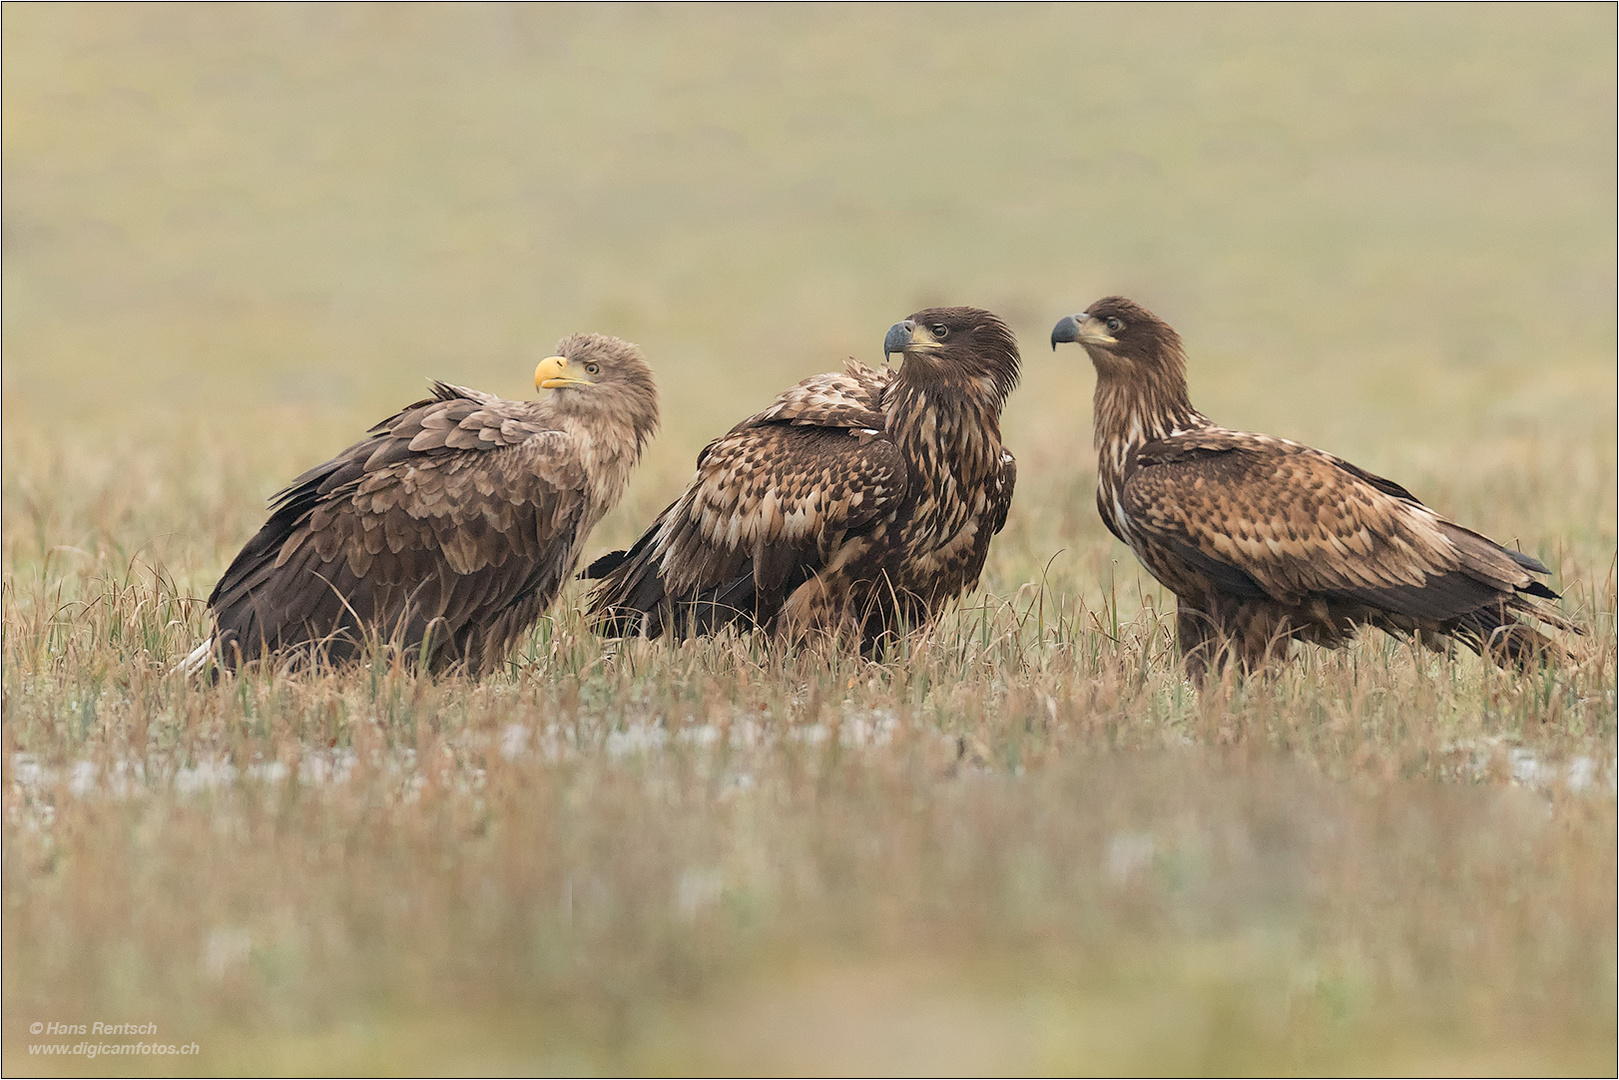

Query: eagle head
[1050,296,1186,382]
[537,333,661,450]
[883,306,1021,406]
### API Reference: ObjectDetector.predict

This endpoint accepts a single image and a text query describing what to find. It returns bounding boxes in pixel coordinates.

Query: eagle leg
[1176,596,1302,684]
[1175,599,1220,684]
[1234,601,1298,673]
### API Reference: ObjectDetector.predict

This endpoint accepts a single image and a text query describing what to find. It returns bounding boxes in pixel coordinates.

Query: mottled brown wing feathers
[209,387,589,670]
[1122,433,1555,622]
[588,364,907,636]
[672,425,905,583]
[746,360,889,430]
[988,451,1017,538]
[1138,429,1426,507]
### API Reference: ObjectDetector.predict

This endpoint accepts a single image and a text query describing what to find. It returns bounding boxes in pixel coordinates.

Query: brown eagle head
[535,332,661,450]
[883,306,1021,408]
[1050,296,1186,385]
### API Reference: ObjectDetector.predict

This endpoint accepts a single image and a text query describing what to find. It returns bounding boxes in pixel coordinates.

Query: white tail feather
[174,636,215,678]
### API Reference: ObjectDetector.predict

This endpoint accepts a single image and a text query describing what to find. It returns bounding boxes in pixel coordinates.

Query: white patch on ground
[499,722,530,760]
[606,722,671,757]
[202,926,253,983]
[1440,736,1615,796]
[176,757,239,794]
[1106,831,1156,884]
[675,867,724,920]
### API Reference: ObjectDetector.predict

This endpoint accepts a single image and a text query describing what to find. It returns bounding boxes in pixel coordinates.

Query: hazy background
[5,4,1614,578]
[3,6,1615,1074]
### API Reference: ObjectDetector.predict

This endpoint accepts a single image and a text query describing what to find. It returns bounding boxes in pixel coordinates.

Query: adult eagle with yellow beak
[587,306,1020,654]
[181,333,658,676]
[1052,296,1577,677]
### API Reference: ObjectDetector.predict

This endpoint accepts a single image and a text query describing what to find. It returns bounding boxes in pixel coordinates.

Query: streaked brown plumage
[184,333,658,675]
[587,306,1020,654]
[1051,296,1578,677]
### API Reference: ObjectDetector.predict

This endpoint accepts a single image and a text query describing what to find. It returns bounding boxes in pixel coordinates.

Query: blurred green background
[5,5,1614,517]
[3,8,1615,1074]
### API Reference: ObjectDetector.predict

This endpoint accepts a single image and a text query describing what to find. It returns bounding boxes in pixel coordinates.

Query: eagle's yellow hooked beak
[535,355,593,391]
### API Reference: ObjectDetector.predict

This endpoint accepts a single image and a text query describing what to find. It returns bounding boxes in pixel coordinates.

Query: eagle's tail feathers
[173,636,216,679]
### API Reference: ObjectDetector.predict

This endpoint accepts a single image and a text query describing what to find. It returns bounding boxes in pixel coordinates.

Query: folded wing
[208,383,589,671]
[589,362,907,636]
[1121,430,1569,627]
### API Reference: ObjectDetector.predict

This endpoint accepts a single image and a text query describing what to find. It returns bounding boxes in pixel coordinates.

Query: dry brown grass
[4,528,1614,1073]
[4,5,1615,1075]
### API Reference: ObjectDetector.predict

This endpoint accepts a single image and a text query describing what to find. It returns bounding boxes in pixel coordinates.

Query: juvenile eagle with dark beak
[181,334,659,676]
[1052,296,1578,677]
[587,306,1020,654]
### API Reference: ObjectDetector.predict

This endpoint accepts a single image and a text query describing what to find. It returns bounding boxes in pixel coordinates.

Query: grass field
[3,6,1615,1075]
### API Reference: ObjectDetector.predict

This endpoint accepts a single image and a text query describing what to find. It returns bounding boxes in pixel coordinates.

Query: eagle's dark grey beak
[1050,314,1082,351]
[884,320,915,360]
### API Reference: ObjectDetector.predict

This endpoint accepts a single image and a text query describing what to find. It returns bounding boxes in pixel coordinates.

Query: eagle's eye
[1105,317,1125,334]
[585,362,601,376]
[930,324,950,340]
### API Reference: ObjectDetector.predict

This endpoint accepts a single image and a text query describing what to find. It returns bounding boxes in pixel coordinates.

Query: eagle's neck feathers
[1091,343,1206,538]
[545,399,654,517]
[883,373,1006,547]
